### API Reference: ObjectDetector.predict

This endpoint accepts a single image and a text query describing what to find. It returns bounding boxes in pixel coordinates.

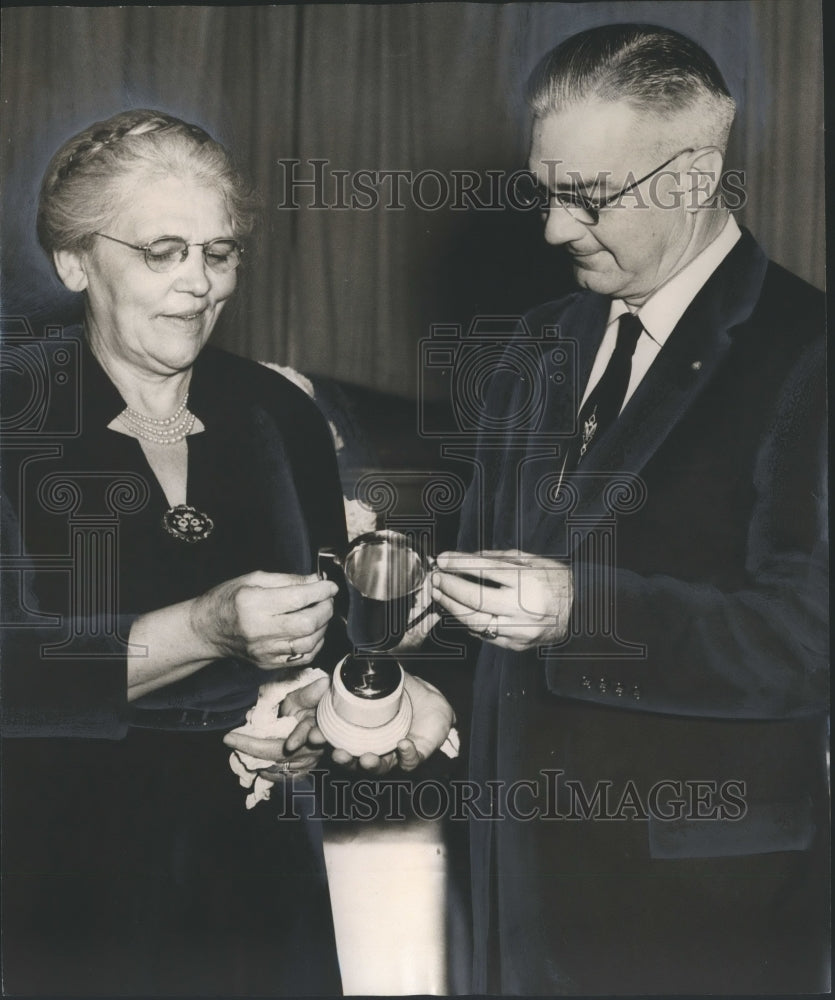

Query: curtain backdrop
[0,2,824,397]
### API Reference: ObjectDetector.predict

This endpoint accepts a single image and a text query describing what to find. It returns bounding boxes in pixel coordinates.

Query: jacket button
[631,684,641,700]
[597,677,608,694]
[614,682,624,697]
[581,675,592,689]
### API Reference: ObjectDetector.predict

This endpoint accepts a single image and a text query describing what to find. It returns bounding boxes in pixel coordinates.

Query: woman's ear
[53,249,89,292]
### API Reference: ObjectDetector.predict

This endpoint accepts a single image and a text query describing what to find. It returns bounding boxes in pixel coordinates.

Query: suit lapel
[527,230,769,553]
[537,291,611,461]
[486,293,609,550]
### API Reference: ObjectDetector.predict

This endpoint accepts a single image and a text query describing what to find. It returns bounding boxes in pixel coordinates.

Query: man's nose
[543,204,588,246]
[175,247,211,295]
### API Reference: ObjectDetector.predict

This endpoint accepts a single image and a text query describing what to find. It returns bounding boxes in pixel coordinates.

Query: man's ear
[685,147,725,211]
[53,249,89,292]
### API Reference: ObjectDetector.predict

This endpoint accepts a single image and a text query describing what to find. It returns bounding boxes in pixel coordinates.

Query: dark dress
[1,330,347,996]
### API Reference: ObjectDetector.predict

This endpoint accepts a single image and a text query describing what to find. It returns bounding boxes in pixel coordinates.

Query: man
[431,23,828,995]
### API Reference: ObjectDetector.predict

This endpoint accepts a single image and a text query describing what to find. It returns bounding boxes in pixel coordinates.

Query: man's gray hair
[526,23,736,151]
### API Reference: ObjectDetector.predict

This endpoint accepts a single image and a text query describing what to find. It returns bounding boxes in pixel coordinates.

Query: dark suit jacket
[457,229,829,994]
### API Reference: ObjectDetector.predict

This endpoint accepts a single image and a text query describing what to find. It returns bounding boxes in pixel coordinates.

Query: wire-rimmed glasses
[93,232,244,273]
[516,148,695,225]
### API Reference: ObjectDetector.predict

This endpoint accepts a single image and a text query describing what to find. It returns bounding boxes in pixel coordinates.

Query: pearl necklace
[118,394,196,445]
[115,392,214,542]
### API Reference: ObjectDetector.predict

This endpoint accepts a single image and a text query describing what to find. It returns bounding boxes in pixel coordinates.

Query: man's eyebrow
[554,173,609,195]
[532,160,610,194]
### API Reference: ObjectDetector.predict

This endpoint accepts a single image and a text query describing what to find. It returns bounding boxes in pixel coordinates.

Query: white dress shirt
[578,215,742,413]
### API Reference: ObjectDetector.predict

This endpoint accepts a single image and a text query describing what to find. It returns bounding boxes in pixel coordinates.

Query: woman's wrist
[188,587,232,659]
[127,597,224,700]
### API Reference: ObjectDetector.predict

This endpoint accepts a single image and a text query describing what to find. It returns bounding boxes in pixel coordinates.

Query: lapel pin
[690,360,702,371]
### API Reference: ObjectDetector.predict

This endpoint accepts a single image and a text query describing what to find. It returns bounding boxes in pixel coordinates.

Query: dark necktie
[565,311,644,471]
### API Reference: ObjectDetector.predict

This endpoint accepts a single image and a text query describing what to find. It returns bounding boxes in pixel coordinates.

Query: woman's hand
[223,677,330,780]
[431,549,573,651]
[329,671,455,775]
[224,672,455,779]
[191,571,338,669]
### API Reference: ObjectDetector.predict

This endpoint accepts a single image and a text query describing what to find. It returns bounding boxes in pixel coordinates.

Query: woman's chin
[141,342,209,375]
[147,326,215,370]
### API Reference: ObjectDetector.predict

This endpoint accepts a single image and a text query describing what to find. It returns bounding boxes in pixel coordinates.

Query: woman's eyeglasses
[515,148,694,226]
[93,233,244,273]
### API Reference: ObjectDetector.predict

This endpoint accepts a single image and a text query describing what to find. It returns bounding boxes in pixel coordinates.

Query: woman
[1,109,350,996]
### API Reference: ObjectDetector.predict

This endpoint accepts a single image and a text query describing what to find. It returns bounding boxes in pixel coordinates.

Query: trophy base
[317,686,413,757]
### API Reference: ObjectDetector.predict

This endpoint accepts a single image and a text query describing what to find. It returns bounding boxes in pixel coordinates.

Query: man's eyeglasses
[517,148,695,226]
[93,233,244,273]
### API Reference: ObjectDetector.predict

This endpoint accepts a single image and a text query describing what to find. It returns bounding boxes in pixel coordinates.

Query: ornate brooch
[162,504,214,543]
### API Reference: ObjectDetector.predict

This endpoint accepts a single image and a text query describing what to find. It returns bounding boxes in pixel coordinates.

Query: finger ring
[281,761,291,774]
[287,644,304,663]
[481,615,499,640]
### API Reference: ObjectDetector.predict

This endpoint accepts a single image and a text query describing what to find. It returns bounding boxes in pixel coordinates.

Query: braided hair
[37,109,257,258]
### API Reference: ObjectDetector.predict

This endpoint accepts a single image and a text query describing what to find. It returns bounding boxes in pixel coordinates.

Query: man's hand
[431,549,573,651]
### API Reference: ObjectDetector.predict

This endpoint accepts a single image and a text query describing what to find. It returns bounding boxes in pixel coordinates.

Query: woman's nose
[174,246,212,295]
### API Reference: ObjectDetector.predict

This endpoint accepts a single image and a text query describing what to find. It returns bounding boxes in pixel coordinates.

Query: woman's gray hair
[37,109,258,256]
[526,24,736,151]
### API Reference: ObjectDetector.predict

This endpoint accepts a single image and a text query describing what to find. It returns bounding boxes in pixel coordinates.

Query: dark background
[0,2,824,398]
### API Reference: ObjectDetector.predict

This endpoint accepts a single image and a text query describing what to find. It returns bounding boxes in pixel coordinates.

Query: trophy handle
[405,601,436,631]
[317,546,341,582]
[317,547,350,626]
